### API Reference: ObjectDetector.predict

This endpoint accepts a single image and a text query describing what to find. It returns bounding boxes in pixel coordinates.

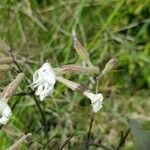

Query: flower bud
[54,64,99,75]
[0,57,13,64]
[2,73,24,102]
[72,31,93,67]
[102,58,118,76]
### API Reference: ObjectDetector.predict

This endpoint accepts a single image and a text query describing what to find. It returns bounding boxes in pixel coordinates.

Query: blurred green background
[0,0,150,149]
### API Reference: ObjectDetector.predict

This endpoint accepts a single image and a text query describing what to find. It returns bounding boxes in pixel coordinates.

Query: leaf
[129,119,150,150]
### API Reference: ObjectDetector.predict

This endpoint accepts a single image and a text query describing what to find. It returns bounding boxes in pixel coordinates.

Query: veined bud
[54,64,99,75]
[102,58,118,76]
[2,73,24,102]
[72,30,93,67]
[0,64,10,72]
[0,57,13,65]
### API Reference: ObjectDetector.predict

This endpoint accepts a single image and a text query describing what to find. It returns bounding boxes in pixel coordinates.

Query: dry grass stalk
[2,73,24,102]
[102,58,118,76]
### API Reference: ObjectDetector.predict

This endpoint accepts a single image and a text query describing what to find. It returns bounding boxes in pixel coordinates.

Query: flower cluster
[31,63,104,113]
[0,35,117,125]
[30,33,117,113]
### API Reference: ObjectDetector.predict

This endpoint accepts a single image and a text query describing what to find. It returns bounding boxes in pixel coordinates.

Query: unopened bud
[102,58,118,76]
[54,64,99,75]
[72,31,93,67]
[0,57,13,64]
[2,73,24,102]
[0,64,10,72]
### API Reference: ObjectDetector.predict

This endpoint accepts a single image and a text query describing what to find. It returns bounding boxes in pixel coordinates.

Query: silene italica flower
[30,35,117,113]
[0,100,12,125]
[30,63,56,101]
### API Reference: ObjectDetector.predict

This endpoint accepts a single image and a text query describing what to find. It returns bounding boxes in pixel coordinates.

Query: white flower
[30,63,56,101]
[0,100,12,125]
[56,76,104,113]
[83,91,103,113]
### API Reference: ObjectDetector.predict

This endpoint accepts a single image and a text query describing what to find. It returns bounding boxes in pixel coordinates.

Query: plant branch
[89,143,113,150]
[116,129,130,150]
[84,112,95,150]
[59,132,75,150]
[43,134,57,149]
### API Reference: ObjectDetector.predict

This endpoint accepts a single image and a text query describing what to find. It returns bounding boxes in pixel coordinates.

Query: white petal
[39,84,54,101]
[31,63,56,101]
[92,101,103,113]
[33,70,39,83]
[35,84,43,96]
[39,63,56,84]
[0,116,10,125]
[0,100,12,125]
[83,91,103,113]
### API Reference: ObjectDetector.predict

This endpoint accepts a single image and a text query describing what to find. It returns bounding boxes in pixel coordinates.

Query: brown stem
[84,75,100,149]
[89,143,112,150]
[116,129,130,150]
[84,113,95,150]
[59,132,75,150]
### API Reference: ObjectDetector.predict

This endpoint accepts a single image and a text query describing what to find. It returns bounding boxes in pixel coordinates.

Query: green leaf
[129,119,150,150]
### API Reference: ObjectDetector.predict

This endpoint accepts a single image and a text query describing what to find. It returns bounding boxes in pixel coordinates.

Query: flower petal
[0,100,12,125]
[31,63,56,101]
